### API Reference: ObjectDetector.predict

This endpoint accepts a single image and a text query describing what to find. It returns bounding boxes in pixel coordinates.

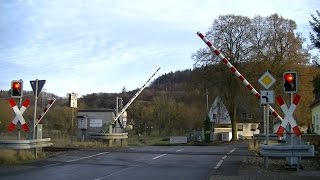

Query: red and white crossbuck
[276,94,301,137]
[7,98,30,132]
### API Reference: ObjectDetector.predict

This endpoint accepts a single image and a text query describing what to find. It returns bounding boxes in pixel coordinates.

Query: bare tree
[193,14,308,140]
[193,14,252,140]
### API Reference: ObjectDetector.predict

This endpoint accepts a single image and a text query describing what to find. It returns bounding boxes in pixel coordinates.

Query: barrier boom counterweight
[197,32,284,122]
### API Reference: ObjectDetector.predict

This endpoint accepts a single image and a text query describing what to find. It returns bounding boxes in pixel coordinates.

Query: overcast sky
[0,0,319,97]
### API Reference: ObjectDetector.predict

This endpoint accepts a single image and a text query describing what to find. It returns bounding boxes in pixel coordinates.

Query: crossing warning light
[283,72,297,93]
[11,80,23,98]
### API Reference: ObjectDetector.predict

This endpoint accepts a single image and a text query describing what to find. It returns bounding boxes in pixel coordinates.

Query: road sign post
[258,71,276,143]
[30,79,46,159]
[276,94,302,169]
[68,93,77,144]
[258,71,276,168]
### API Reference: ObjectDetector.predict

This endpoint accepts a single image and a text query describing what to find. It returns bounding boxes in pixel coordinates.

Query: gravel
[241,156,320,170]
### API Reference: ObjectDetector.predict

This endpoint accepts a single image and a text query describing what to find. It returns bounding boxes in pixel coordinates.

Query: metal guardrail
[253,134,279,140]
[260,144,315,157]
[0,138,52,150]
[89,133,128,140]
[170,136,187,144]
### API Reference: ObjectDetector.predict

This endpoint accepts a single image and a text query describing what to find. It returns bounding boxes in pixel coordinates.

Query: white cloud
[0,0,318,96]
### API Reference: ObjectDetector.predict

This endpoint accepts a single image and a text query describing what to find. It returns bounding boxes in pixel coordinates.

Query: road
[0,141,249,180]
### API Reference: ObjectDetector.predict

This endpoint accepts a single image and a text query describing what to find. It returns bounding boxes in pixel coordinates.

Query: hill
[1,63,318,136]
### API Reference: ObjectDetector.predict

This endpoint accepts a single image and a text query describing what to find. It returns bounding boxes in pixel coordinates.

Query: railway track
[43,146,80,152]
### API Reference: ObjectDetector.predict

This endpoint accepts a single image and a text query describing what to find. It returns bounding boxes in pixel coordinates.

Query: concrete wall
[236,123,260,139]
[213,123,259,140]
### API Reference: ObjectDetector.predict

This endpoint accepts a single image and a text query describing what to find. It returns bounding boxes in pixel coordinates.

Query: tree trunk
[231,104,237,141]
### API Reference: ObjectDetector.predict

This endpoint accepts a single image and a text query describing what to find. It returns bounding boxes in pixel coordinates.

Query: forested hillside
[80,63,319,136]
[0,63,318,137]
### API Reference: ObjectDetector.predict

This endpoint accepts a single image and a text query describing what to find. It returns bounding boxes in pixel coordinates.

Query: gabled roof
[310,98,320,108]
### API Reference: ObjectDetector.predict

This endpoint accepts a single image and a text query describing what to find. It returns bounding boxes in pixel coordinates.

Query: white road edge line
[222,155,227,160]
[43,152,109,167]
[214,160,224,169]
[42,162,62,167]
[153,154,167,160]
[66,152,109,163]
[176,149,184,152]
[227,148,236,155]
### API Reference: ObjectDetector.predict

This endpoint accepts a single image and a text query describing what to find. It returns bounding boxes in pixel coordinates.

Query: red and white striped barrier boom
[7,98,30,132]
[197,32,284,123]
[276,95,301,137]
[35,98,56,126]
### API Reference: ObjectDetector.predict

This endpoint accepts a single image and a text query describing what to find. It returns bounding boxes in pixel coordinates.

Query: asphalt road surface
[0,141,249,180]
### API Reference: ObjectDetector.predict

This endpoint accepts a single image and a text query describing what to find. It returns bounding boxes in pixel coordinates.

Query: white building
[310,99,320,134]
[209,96,260,141]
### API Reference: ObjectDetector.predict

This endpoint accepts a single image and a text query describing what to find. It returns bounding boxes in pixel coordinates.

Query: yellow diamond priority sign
[258,71,276,89]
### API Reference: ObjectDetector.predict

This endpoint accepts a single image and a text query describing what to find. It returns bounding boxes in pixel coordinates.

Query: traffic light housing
[283,72,297,93]
[11,80,23,98]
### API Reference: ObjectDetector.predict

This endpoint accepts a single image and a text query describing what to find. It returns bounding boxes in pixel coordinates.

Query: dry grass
[0,149,35,165]
[51,136,110,148]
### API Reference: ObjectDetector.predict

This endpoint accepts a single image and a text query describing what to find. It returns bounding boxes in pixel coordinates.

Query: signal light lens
[13,82,20,89]
[284,73,294,83]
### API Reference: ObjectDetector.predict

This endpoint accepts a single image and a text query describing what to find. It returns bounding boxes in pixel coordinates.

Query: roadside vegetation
[0,149,37,165]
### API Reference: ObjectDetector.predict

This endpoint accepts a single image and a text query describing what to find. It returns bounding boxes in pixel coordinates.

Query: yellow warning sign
[258,71,276,89]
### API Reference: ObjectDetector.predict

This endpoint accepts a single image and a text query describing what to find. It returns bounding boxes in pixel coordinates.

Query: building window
[242,113,252,119]
[251,124,256,131]
[242,113,246,119]
[317,125,319,130]
[237,125,243,131]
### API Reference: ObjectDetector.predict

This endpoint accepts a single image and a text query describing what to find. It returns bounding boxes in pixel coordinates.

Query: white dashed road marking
[66,152,109,162]
[153,154,167,160]
[42,152,109,167]
[214,148,237,170]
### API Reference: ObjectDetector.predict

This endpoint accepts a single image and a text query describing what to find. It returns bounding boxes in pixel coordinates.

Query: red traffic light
[11,80,23,98]
[284,73,294,83]
[283,72,297,93]
[12,82,21,89]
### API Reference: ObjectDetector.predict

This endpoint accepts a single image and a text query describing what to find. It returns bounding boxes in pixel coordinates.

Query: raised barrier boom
[196,32,284,124]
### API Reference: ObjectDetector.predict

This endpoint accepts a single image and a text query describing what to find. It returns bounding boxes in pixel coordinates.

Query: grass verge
[0,149,38,165]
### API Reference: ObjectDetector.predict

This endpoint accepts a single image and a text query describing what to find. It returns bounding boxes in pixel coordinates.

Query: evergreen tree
[203,115,211,143]
[309,10,320,50]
